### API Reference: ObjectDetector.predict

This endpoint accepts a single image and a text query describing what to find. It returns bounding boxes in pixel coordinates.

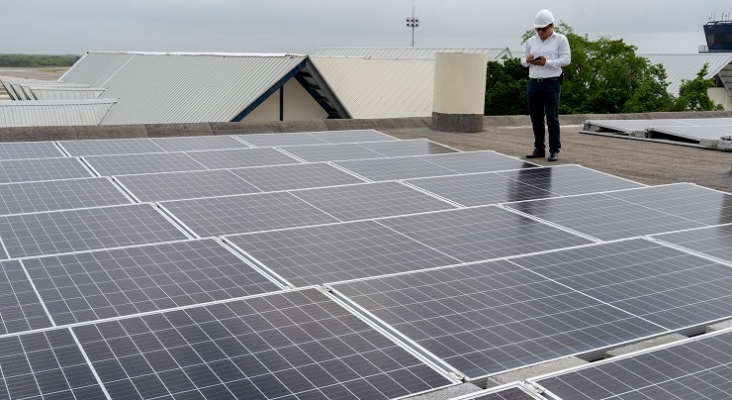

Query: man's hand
[529,56,546,66]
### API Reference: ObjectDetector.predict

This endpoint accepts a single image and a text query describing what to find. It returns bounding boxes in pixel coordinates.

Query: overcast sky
[3,0,723,55]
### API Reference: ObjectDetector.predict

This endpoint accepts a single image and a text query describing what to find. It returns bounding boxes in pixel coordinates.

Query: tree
[673,63,723,111]
[484,59,528,116]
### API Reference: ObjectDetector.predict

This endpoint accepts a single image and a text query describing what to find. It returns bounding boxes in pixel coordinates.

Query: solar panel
[497,165,645,196]
[332,259,665,380]
[418,151,539,174]
[512,238,732,330]
[23,239,281,325]
[73,288,454,399]
[0,157,93,184]
[535,329,732,400]
[229,162,366,192]
[460,386,541,400]
[405,172,554,207]
[0,141,65,160]
[653,224,732,264]
[307,129,398,143]
[280,143,385,162]
[0,177,132,216]
[333,157,458,181]
[359,139,458,157]
[59,138,166,156]
[237,132,329,147]
[502,191,707,241]
[0,259,52,334]
[0,329,107,399]
[0,203,190,258]
[83,152,207,175]
[159,192,340,236]
[185,148,301,169]
[150,136,251,152]
[291,181,456,221]
[225,220,461,287]
[377,206,592,263]
[115,169,261,202]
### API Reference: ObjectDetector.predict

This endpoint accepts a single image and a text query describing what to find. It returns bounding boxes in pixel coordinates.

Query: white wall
[242,80,328,122]
[709,87,732,111]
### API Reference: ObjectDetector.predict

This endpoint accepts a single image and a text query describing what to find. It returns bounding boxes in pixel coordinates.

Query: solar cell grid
[418,151,538,174]
[151,136,250,152]
[653,224,732,264]
[0,141,65,160]
[230,162,365,192]
[0,329,106,399]
[359,139,457,157]
[73,288,453,399]
[84,152,207,175]
[306,129,398,143]
[0,203,190,258]
[59,138,166,156]
[23,239,281,325]
[237,132,329,147]
[186,147,301,169]
[291,181,456,221]
[0,157,93,184]
[377,206,592,263]
[511,238,732,330]
[333,157,457,181]
[0,177,132,216]
[160,192,340,236]
[225,220,461,287]
[0,259,52,334]
[333,259,665,379]
[280,143,385,162]
[115,169,261,202]
[497,165,645,196]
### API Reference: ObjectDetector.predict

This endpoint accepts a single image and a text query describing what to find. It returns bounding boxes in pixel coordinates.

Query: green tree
[484,58,528,115]
[673,63,723,111]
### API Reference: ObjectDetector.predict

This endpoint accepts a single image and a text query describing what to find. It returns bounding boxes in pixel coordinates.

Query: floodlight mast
[406,0,419,47]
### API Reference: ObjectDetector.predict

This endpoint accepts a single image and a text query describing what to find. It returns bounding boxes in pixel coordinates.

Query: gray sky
[3,0,722,55]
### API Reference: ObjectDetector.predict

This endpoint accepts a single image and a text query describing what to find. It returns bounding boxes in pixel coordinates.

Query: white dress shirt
[521,32,571,79]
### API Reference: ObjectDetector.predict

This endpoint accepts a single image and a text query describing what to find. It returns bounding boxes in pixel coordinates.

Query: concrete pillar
[431,52,487,133]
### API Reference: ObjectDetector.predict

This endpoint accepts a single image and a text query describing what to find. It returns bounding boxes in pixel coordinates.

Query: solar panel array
[0,131,729,399]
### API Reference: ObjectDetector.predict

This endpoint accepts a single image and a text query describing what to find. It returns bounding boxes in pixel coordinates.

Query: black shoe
[525,150,545,159]
[548,151,558,161]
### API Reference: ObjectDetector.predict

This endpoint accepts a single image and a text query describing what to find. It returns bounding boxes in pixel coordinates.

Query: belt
[530,76,560,82]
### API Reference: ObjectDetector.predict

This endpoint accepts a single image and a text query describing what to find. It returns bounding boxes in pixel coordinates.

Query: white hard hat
[534,9,555,28]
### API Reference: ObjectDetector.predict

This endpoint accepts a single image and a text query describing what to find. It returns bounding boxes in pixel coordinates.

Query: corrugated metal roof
[0,99,117,127]
[31,87,106,101]
[89,53,307,125]
[641,54,732,95]
[310,56,434,119]
[312,47,512,60]
[60,52,136,87]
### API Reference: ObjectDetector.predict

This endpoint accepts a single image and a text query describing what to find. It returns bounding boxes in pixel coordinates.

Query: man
[521,9,571,162]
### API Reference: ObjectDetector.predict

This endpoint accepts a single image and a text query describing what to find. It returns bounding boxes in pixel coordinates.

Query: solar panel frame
[278,142,387,162]
[497,164,646,196]
[150,135,252,152]
[417,151,540,174]
[83,152,209,176]
[449,385,543,400]
[306,129,399,144]
[229,162,367,192]
[359,139,459,157]
[237,132,330,147]
[113,169,262,202]
[0,141,66,160]
[185,147,302,169]
[0,259,53,334]
[0,157,95,184]
[333,157,459,181]
[651,224,732,265]
[58,138,167,156]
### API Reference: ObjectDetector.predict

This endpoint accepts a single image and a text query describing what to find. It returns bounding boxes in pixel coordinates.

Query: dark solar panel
[160,192,340,236]
[226,220,461,287]
[0,157,93,183]
[59,138,166,156]
[405,172,554,207]
[115,169,261,202]
[307,129,398,143]
[186,148,301,169]
[0,329,106,399]
[0,141,65,160]
[0,260,52,334]
[512,238,732,330]
[73,288,454,399]
[377,206,592,263]
[151,136,250,152]
[230,162,365,192]
[333,259,665,379]
[419,151,539,174]
[292,181,456,221]
[24,239,281,325]
[359,139,458,157]
[84,152,207,175]
[333,157,457,181]
[653,224,732,264]
[536,329,732,400]
[280,143,385,162]
[0,177,132,216]
[497,165,645,196]
[502,192,707,241]
[0,203,190,258]
[237,132,328,147]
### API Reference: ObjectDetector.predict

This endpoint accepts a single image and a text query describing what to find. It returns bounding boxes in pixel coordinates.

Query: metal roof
[312,47,512,60]
[30,87,106,101]
[641,54,732,95]
[309,56,434,119]
[0,99,117,127]
[61,52,309,125]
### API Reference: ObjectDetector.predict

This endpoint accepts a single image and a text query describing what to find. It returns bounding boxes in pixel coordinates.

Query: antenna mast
[406,0,419,47]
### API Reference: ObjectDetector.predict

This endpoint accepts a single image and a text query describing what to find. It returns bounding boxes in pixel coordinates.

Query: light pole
[406,0,419,47]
